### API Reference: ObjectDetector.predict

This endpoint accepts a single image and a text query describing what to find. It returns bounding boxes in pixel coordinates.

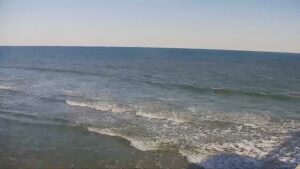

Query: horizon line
[0,45,299,55]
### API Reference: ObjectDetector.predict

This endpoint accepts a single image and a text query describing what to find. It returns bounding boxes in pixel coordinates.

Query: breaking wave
[66,99,187,123]
[0,85,15,91]
[65,98,300,168]
[136,110,186,123]
[187,106,299,133]
[87,127,160,151]
[180,132,300,169]
[178,137,281,164]
[66,99,133,113]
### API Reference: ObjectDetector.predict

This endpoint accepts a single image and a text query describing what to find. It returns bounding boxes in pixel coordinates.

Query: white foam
[0,85,15,90]
[264,135,300,166]
[66,99,133,113]
[66,98,189,126]
[136,110,186,124]
[179,142,273,167]
[177,135,287,166]
[178,149,207,164]
[66,99,91,108]
[67,99,187,123]
[67,101,299,166]
[87,127,159,151]
[207,140,276,158]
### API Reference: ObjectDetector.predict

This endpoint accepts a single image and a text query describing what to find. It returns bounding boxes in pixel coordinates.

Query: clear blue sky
[0,0,300,53]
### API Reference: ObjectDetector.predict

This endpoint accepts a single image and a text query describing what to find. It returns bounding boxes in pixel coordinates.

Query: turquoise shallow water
[0,47,299,169]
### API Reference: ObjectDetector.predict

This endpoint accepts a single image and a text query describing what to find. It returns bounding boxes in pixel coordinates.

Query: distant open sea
[0,46,299,169]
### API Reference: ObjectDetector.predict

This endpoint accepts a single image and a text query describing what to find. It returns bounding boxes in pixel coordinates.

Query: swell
[0,112,161,152]
[0,85,16,91]
[0,86,66,103]
[0,110,72,126]
[144,81,300,101]
[0,65,107,78]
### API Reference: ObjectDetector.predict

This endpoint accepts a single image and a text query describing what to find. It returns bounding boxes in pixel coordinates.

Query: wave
[66,99,187,123]
[178,137,286,165]
[136,110,186,123]
[144,81,300,101]
[66,99,133,113]
[87,127,160,151]
[87,126,296,169]
[178,149,207,164]
[0,110,39,119]
[0,110,71,127]
[0,85,66,104]
[0,85,15,91]
[188,106,300,133]
[65,98,300,169]
[0,66,110,80]
[180,133,300,169]
[0,65,106,78]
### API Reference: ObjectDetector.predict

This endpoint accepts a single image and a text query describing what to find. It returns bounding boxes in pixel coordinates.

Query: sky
[0,0,300,53]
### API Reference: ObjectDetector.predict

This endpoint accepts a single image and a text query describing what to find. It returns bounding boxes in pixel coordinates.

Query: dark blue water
[0,46,299,169]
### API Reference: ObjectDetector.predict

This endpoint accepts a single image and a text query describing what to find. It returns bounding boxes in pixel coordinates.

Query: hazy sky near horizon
[0,0,300,53]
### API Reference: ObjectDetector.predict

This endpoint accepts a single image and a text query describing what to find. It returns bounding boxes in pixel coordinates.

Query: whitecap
[178,149,207,164]
[177,135,286,166]
[136,110,186,124]
[87,127,159,151]
[0,85,15,91]
[65,99,133,113]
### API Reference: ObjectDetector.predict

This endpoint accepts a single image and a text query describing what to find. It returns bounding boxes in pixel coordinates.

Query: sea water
[0,46,299,169]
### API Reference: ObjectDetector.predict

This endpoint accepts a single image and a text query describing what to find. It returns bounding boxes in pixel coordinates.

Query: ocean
[0,46,299,169]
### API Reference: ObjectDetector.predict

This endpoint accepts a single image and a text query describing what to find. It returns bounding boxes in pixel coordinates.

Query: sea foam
[66,99,187,123]
[87,127,159,151]
[177,136,284,166]
[67,99,299,168]
[0,85,15,91]
[136,110,186,124]
[66,99,133,113]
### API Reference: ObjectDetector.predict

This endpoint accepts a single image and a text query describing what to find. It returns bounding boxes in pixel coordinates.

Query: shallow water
[0,46,299,169]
